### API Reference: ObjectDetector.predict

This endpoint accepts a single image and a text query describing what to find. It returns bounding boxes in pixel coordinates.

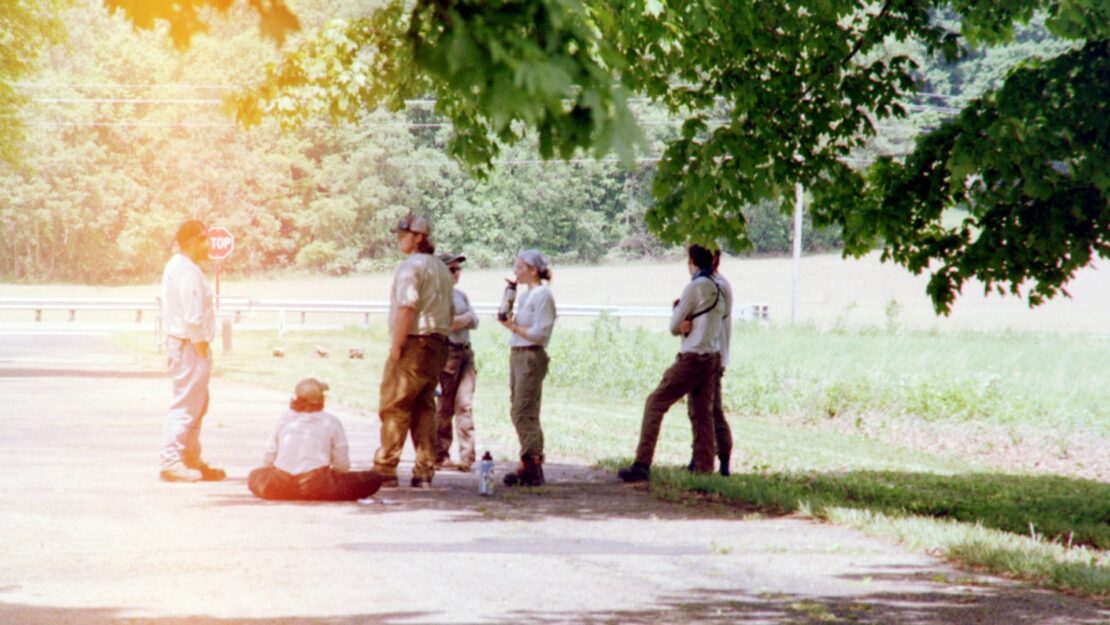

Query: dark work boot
[503,461,525,487]
[521,455,545,487]
[618,462,650,483]
[718,453,731,477]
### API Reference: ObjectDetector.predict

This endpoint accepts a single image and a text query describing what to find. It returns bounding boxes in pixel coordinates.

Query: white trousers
[161,338,211,469]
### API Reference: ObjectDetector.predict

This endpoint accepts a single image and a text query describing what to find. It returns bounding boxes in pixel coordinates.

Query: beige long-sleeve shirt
[261,410,351,475]
[671,275,724,354]
[161,253,215,344]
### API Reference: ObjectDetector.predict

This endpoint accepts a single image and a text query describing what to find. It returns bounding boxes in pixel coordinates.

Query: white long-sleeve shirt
[508,284,557,348]
[715,273,734,368]
[671,275,724,354]
[261,409,351,474]
[161,253,215,343]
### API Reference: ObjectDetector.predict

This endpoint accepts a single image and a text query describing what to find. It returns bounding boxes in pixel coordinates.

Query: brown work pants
[435,344,477,466]
[688,364,732,461]
[509,346,549,458]
[248,466,383,501]
[374,335,449,481]
[635,351,720,472]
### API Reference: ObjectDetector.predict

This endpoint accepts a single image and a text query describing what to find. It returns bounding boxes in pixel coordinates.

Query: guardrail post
[155,296,163,353]
[300,311,307,324]
[221,318,232,354]
[68,309,76,322]
[136,309,143,323]
[35,309,42,322]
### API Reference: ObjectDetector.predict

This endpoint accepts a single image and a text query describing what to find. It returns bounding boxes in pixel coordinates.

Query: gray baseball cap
[390,213,430,235]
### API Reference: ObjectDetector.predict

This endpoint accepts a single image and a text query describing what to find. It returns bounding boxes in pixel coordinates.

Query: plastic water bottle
[478,451,494,496]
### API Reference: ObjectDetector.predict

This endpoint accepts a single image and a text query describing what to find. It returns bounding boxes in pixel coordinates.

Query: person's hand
[678,319,693,335]
[389,343,402,362]
[196,341,210,359]
[499,318,515,333]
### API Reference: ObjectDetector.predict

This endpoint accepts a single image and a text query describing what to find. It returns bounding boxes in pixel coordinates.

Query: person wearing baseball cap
[159,218,225,483]
[434,252,480,472]
[247,378,383,501]
[374,213,454,489]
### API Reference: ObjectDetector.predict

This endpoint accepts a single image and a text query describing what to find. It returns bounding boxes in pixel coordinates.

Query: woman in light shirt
[499,249,557,487]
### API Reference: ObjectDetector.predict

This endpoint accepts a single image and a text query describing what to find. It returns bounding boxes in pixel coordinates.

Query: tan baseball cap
[390,213,430,235]
[293,378,329,403]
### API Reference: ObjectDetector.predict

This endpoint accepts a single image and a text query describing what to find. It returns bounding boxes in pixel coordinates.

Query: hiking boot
[718,453,731,477]
[618,462,650,483]
[195,463,226,481]
[456,462,472,473]
[380,477,399,489]
[521,455,545,487]
[160,463,203,483]
[410,477,433,489]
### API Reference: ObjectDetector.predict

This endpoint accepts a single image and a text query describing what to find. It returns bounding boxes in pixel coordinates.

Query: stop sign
[207,226,234,260]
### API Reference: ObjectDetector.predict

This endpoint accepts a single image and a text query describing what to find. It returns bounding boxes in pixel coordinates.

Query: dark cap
[437,253,466,265]
[390,213,430,235]
[175,219,207,248]
[293,378,329,403]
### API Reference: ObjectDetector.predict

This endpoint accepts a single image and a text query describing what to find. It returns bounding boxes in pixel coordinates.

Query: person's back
[266,409,349,475]
[249,378,381,501]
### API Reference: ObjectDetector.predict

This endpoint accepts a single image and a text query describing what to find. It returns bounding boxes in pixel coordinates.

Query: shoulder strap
[687,277,721,322]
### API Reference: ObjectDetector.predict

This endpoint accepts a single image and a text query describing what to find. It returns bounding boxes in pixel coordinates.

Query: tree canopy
[5,1,1105,312]
[102,0,1108,313]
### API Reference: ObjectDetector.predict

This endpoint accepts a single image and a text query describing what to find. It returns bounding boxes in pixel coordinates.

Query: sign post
[207,226,235,309]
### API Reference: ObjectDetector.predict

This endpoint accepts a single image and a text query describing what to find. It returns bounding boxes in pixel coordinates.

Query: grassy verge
[116,319,1110,597]
[648,467,1110,597]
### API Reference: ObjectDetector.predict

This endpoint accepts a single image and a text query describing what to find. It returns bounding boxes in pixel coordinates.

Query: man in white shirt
[248,378,383,501]
[160,219,225,482]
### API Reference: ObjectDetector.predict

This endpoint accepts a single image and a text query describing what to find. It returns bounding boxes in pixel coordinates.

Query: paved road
[0,334,1105,624]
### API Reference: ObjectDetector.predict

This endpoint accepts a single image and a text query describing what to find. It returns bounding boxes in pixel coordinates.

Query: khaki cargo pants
[509,346,549,458]
[374,335,449,481]
[436,344,477,466]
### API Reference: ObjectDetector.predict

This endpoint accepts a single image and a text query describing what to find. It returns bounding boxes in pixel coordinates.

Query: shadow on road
[1,582,1105,625]
[196,461,771,523]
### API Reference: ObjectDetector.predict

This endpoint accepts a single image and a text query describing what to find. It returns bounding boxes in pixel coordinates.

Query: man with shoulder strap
[160,219,226,483]
[619,243,724,483]
[434,252,480,472]
[687,249,734,476]
[373,213,454,489]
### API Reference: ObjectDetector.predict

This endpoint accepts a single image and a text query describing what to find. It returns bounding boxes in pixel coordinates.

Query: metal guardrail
[0,297,770,325]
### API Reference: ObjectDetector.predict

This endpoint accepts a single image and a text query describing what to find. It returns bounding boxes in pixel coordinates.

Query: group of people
[157,214,732,502]
[157,214,559,499]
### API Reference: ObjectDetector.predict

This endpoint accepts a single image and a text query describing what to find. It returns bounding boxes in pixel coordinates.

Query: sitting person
[248,378,382,501]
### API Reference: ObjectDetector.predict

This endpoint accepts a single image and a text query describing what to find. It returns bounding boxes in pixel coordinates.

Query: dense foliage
[217,0,1107,313]
[2,0,1099,299]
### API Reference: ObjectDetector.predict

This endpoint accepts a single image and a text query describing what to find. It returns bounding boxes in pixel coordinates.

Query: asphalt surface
[0,333,1106,624]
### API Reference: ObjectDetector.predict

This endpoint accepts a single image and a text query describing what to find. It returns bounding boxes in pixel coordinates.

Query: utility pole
[791,183,803,324]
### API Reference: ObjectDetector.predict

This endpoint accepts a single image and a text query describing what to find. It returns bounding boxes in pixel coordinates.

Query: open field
[4,251,1110,333]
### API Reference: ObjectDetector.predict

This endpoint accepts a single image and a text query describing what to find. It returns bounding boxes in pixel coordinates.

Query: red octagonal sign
[207,226,235,261]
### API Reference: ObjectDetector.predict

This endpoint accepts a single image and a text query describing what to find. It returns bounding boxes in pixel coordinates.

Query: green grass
[116,318,1110,597]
